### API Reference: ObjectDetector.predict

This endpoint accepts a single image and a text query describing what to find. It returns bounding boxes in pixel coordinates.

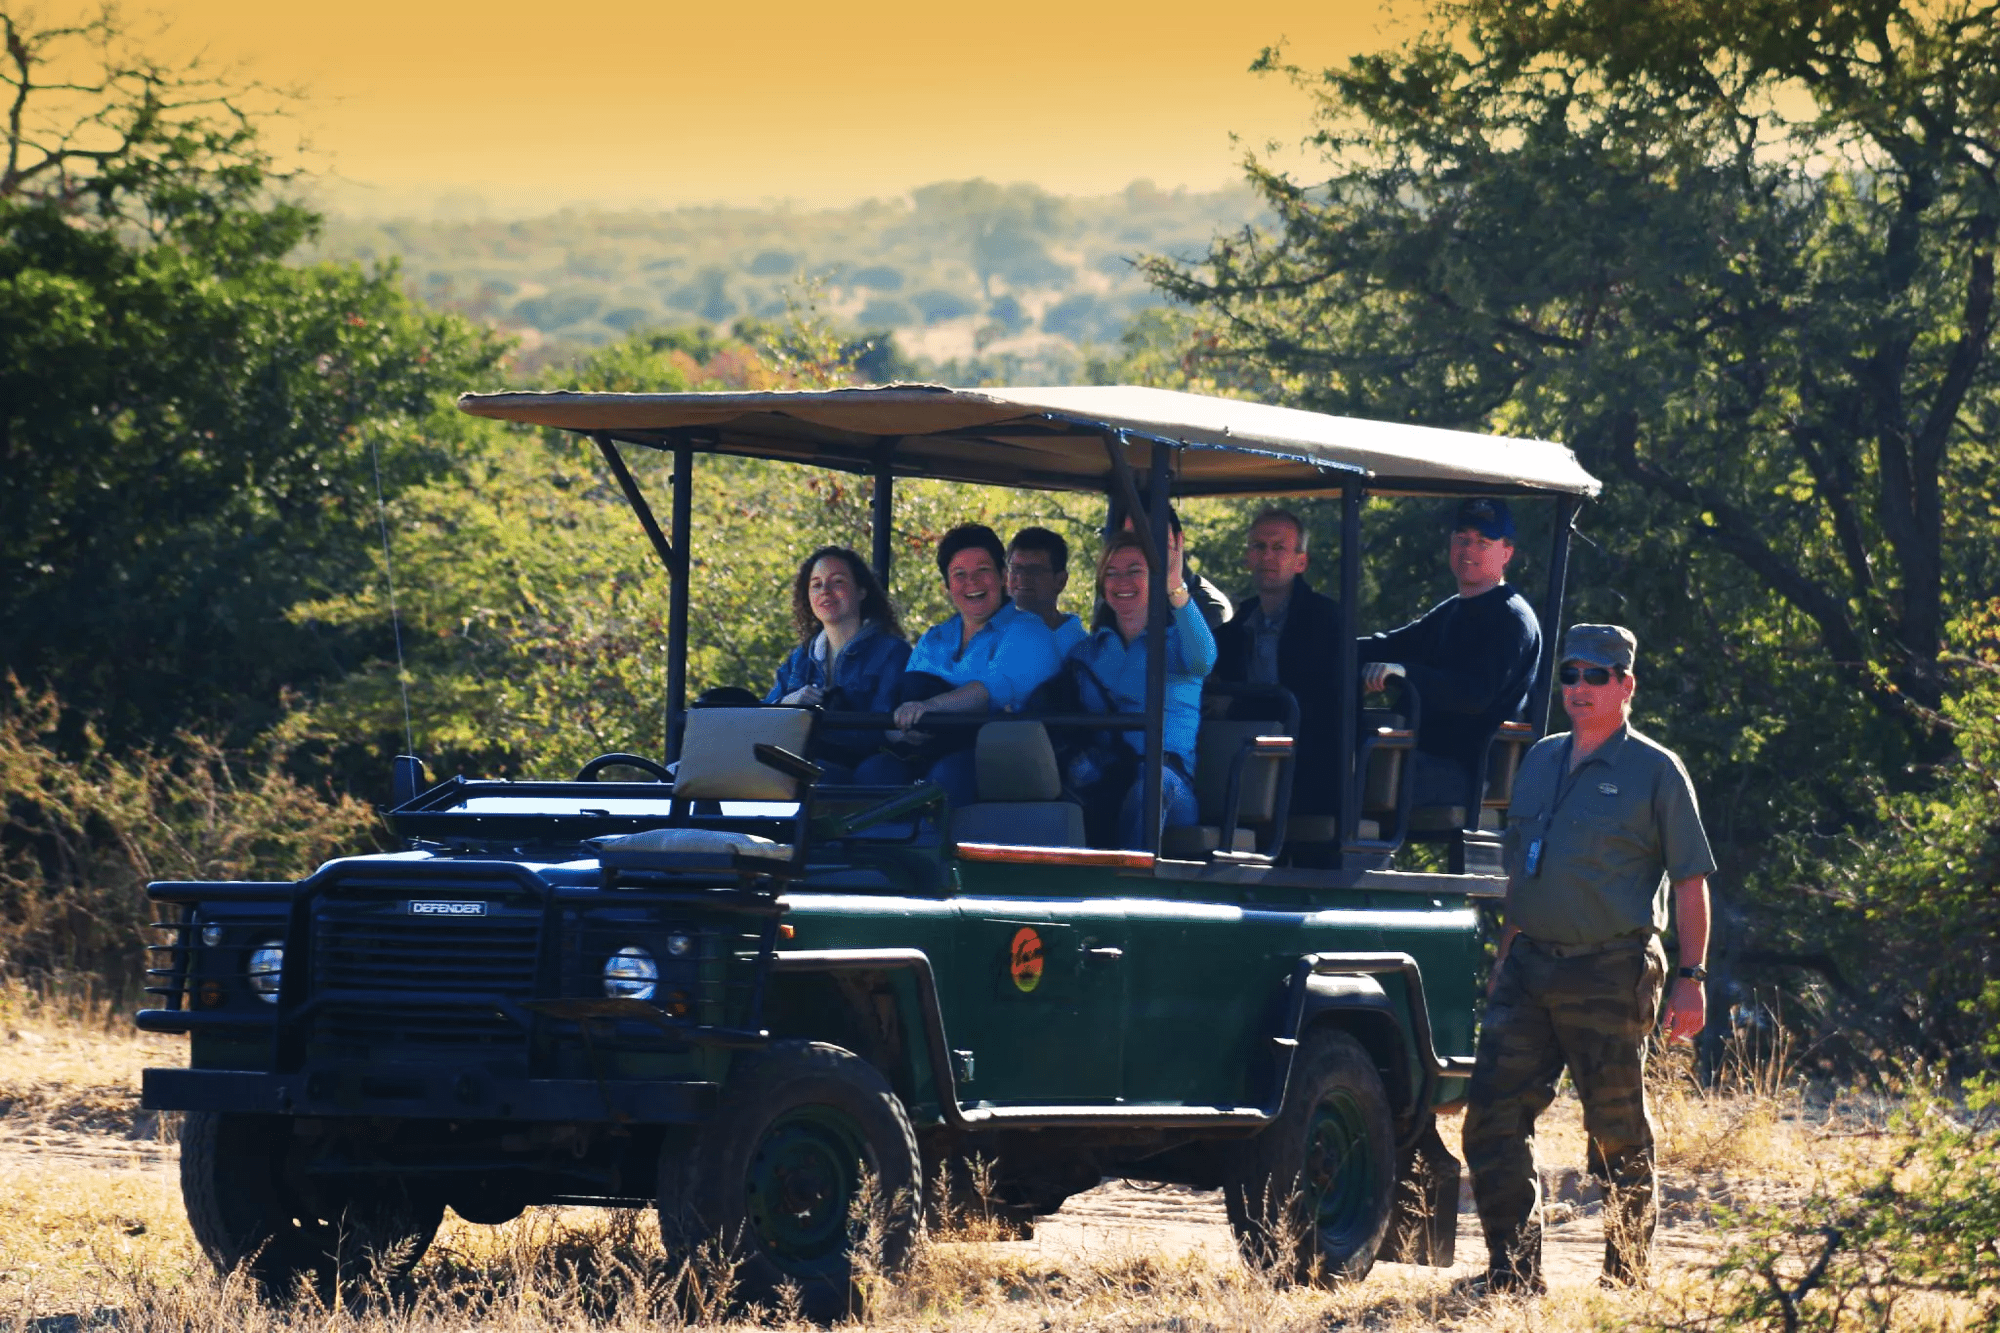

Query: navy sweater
[1358,583,1541,771]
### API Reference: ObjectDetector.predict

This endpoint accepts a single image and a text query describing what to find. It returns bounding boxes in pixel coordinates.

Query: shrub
[0,681,378,1001]
[1688,1077,2000,1332]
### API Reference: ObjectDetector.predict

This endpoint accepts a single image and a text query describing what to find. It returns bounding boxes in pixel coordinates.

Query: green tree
[284,321,1106,782]
[0,9,504,747]
[1142,0,2000,1057]
[1148,0,2000,722]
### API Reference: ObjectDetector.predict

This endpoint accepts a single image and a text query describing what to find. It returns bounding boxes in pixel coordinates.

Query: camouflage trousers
[1462,932,1668,1288]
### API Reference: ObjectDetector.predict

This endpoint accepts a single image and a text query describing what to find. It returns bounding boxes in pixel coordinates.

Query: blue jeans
[818,751,911,787]
[1114,763,1197,852]
[925,748,982,811]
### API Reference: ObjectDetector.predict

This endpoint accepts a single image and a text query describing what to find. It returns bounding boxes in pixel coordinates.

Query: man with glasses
[1005,527,1086,657]
[1211,508,1344,831]
[1465,624,1715,1295]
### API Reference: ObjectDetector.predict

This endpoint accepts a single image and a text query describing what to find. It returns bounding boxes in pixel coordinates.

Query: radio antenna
[368,434,416,756]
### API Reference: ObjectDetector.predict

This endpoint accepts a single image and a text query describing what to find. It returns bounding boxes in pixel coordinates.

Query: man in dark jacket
[1212,508,1343,815]
[1359,497,1541,811]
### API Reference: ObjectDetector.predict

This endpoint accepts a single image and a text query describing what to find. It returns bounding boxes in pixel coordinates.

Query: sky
[113,0,1420,215]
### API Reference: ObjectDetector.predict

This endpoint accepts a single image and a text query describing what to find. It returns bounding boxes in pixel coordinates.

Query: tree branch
[1602,410,1872,676]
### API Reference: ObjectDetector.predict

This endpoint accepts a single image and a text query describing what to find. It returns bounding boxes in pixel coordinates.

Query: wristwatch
[1676,963,1708,982]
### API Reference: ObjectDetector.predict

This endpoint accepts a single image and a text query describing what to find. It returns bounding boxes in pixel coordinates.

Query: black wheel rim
[743,1107,869,1275]
[1302,1088,1376,1251]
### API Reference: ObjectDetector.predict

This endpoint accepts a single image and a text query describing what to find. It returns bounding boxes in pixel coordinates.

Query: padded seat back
[674,708,816,801]
[1192,721,1285,825]
[1484,721,1535,808]
[950,722,1084,847]
[1359,709,1408,816]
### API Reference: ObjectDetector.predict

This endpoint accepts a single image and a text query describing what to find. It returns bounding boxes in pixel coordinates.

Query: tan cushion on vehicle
[1408,806,1504,834]
[952,801,1085,848]
[976,721,1062,802]
[674,708,816,801]
[1191,721,1285,824]
[599,827,791,862]
[1288,815,1382,843]
[1160,824,1257,860]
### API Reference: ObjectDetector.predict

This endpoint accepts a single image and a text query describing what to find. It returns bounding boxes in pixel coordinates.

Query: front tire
[1222,1028,1397,1284]
[661,1041,921,1322]
[180,1111,442,1299]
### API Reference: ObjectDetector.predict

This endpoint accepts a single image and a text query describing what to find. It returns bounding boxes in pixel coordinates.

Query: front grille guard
[142,858,790,1058]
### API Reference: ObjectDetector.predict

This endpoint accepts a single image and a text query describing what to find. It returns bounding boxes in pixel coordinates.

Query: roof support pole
[595,433,684,581]
[871,443,897,591]
[1337,477,1363,851]
[1531,495,1581,736]
[1142,439,1172,855]
[1099,429,1157,564]
[666,445,694,760]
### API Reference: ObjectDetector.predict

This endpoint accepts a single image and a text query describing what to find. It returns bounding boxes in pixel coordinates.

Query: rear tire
[661,1041,920,1322]
[180,1111,442,1299]
[1222,1028,1397,1284]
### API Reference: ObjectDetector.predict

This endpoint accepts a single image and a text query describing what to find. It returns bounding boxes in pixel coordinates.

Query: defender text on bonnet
[138,385,1599,1318]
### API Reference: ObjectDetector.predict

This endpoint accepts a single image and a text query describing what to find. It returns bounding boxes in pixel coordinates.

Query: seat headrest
[675,708,816,801]
[975,721,1062,802]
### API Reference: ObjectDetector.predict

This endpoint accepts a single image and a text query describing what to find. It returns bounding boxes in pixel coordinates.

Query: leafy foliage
[1689,1078,2000,1332]
[0,10,506,748]
[1138,0,2000,1066]
[279,324,1109,784]
[0,679,376,997]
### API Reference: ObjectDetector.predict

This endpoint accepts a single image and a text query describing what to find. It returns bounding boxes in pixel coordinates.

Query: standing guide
[1464,624,1715,1293]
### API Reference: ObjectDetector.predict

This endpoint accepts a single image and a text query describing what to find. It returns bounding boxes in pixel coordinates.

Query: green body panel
[779,860,1483,1115]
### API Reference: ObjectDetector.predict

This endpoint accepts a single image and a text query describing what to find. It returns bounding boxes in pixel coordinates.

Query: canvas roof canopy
[457,384,1601,498]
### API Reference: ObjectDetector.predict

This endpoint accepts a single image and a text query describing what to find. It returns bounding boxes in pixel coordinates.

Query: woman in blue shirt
[1066,529,1216,849]
[766,546,910,784]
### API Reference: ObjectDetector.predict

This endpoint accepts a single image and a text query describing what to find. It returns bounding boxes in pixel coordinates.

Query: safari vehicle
[137,385,1598,1316]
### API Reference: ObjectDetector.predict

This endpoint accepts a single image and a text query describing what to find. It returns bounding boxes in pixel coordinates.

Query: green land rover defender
[137,385,1599,1318]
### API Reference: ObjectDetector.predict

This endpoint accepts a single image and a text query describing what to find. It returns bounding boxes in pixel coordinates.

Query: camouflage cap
[1561,623,1638,671]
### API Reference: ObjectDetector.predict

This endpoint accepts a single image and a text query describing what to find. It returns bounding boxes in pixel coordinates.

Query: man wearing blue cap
[1359,497,1542,812]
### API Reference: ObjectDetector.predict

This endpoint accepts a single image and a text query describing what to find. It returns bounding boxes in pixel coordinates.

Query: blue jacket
[765,620,910,712]
[1067,598,1217,767]
[905,599,1061,711]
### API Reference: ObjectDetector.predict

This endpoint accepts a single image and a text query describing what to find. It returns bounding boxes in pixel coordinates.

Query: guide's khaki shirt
[1502,724,1716,947]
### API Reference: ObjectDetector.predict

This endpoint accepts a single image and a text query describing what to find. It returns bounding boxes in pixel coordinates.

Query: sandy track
[999,1175,1719,1288]
[0,1119,1719,1291]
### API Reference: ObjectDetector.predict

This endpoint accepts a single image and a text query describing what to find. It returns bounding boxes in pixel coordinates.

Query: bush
[0,681,378,1001]
[1688,1078,2000,1332]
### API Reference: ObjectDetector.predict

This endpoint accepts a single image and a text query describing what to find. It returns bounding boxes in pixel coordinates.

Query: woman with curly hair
[765,545,911,784]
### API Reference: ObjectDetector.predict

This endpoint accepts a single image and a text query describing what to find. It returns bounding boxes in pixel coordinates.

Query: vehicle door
[945,859,1128,1105]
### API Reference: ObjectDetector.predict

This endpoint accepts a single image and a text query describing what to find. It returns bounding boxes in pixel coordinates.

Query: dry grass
[0,997,1973,1333]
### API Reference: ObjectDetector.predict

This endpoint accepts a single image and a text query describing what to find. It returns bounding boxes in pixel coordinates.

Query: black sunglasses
[1559,664,1622,686]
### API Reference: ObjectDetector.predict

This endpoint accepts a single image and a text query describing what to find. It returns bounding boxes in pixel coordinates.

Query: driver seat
[598,707,818,879]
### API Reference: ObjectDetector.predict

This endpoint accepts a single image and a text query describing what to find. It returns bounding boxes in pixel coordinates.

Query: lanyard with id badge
[1522,736,1582,879]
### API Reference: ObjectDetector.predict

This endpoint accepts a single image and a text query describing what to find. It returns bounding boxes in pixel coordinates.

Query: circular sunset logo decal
[1009,926,1044,993]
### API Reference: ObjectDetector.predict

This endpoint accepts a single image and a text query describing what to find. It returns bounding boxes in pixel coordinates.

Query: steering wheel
[574,752,674,783]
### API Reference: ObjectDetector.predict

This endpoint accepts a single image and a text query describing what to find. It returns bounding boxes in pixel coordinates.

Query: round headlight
[665,932,696,959]
[199,923,225,948]
[603,946,659,1001]
[248,942,284,1003]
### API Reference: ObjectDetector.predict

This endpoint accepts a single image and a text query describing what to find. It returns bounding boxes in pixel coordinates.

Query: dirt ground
[0,1016,1725,1293]
[6,1013,1895,1333]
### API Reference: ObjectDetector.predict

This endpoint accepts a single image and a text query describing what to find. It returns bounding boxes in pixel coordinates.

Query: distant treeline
[298,180,1266,380]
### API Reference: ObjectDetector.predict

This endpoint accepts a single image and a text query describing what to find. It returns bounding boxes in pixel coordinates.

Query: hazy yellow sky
[119,0,1417,213]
